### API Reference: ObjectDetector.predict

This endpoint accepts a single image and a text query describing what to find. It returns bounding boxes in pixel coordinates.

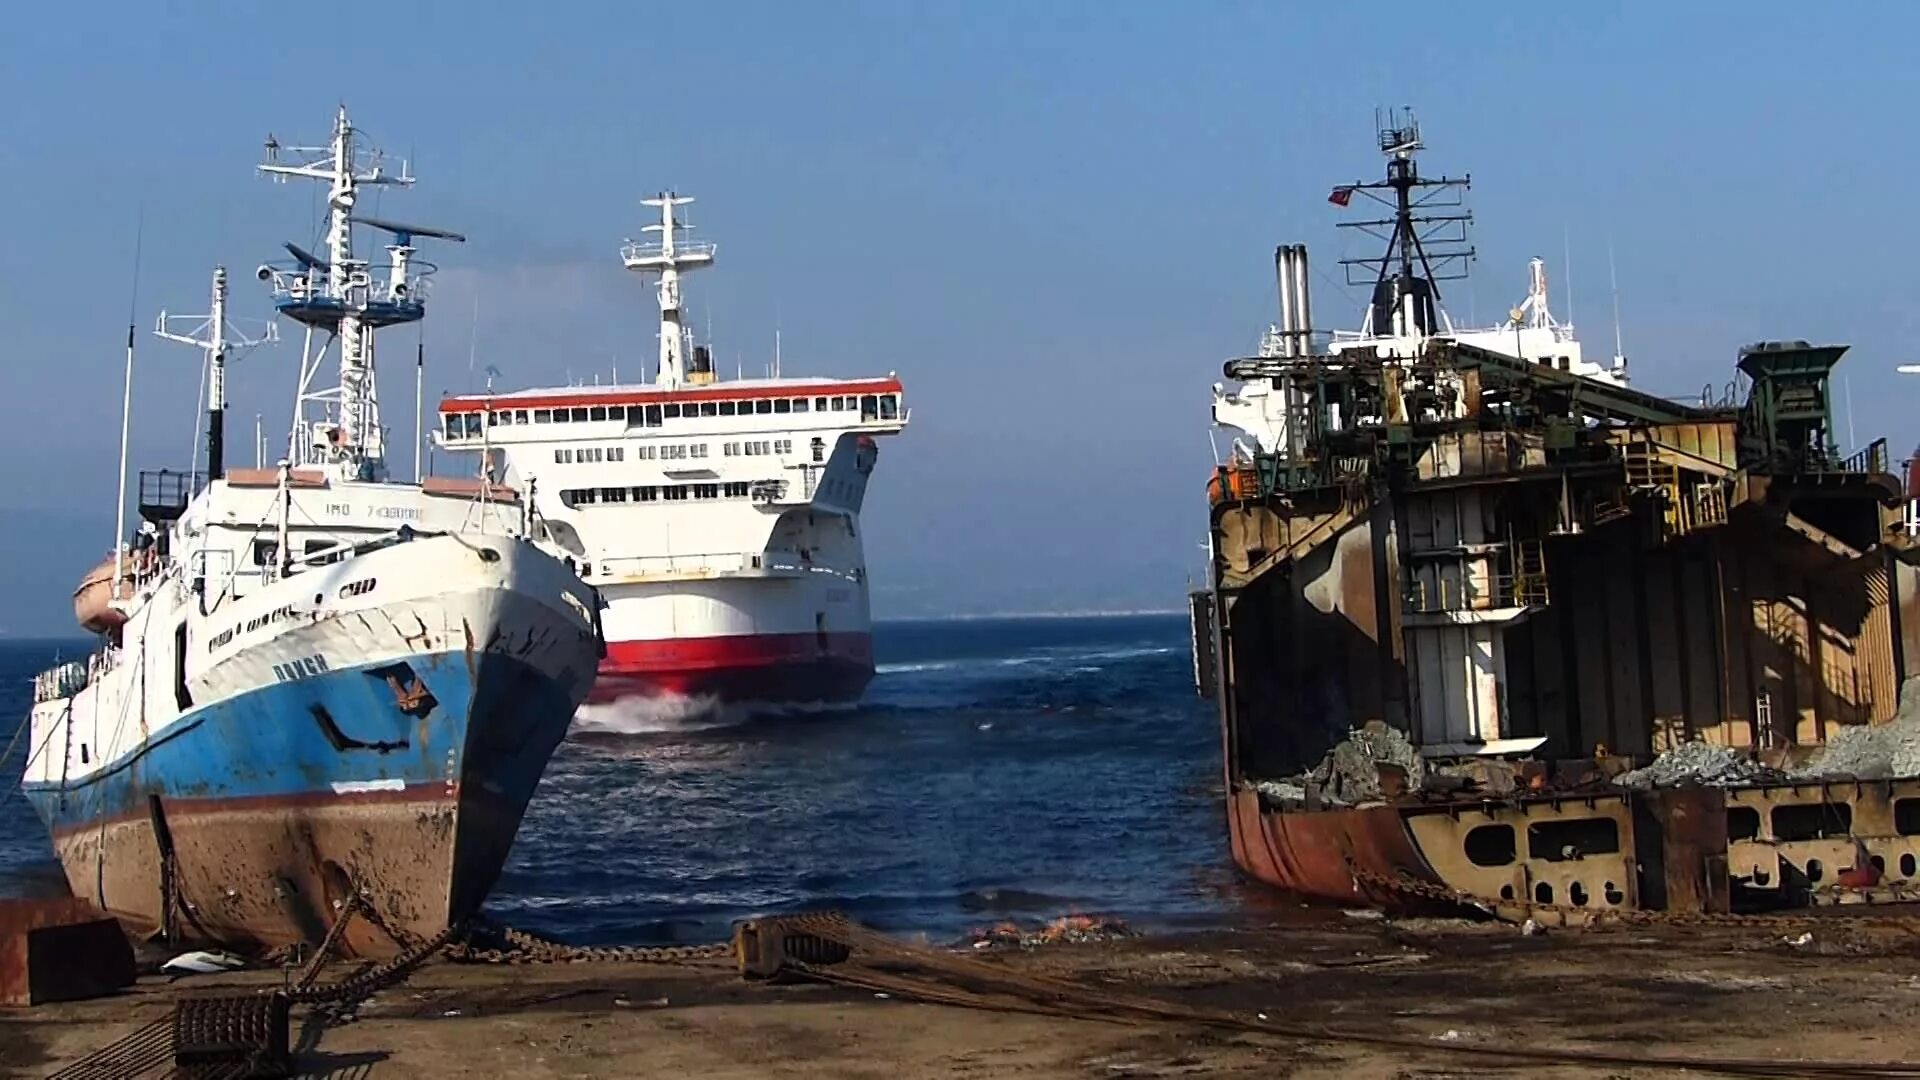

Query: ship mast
[155,267,276,480]
[622,192,716,389]
[1334,109,1475,339]
[257,107,462,482]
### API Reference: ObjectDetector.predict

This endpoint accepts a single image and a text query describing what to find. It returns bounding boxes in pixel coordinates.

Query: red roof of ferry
[438,377,904,414]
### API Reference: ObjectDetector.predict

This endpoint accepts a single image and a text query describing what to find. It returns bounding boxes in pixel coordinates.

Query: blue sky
[1,2,1915,632]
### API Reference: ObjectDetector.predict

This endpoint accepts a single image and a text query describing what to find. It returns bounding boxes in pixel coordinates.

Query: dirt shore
[8,909,1920,1079]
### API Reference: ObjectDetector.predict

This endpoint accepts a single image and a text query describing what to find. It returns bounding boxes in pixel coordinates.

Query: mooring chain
[286,919,466,1006]
[1347,864,1920,932]
[445,924,734,965]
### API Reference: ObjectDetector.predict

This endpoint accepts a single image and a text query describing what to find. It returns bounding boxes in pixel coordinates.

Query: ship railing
[1403,572,1549,614]
[32,659,90,704]
[595,550,785,578]
[619,239,717,264]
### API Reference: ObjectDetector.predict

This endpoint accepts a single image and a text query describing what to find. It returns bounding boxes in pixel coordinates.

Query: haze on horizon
[1,1,1914,636]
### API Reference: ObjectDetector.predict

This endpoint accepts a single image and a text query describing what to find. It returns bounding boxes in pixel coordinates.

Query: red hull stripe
[601,632,872,674]
[442,378,903,414]
[593,632,875,704]
[47,784,449,840]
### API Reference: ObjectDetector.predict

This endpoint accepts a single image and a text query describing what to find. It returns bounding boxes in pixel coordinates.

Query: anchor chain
[447,924,734,965]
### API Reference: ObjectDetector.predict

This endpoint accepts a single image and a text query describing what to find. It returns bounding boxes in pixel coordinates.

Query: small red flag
[1328,186,1355,207]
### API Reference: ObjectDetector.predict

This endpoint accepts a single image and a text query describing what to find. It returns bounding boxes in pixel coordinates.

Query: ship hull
[594,631,874,705]
[22,536,599,957]
[590,564,875,706]
[24,645,578,956]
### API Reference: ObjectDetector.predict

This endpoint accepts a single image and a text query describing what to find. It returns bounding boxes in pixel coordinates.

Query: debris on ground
[160,950,248,976]
[969,914,1133,950]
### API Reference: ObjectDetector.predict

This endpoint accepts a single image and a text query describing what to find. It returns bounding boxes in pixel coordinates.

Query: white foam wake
[570,693,860,735]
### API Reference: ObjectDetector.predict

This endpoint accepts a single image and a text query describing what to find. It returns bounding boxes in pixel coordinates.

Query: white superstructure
[438,194,908,706]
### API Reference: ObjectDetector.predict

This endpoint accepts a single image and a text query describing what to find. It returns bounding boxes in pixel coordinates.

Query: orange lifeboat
[73,557,132,634]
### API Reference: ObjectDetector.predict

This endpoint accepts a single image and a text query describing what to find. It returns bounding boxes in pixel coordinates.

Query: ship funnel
[1273,246,1297,357]
[1290,245,1313,356]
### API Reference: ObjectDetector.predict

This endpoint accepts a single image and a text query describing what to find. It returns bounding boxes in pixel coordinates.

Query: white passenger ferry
[438,194,908,706]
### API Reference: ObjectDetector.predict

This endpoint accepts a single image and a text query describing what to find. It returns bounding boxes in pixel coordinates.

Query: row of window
[555,443,707,464]
[444,392,901,439]
[723,439,793,457]
[555,446,625,464]
[560,482,759,507]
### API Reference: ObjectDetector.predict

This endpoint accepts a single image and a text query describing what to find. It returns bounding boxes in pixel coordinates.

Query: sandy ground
[8,910,1920,1079]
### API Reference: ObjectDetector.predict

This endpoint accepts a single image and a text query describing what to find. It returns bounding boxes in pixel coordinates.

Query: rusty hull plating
[1205,330,1920,919]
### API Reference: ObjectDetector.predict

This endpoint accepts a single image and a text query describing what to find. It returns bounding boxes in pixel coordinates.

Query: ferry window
[831,396,846,411]
[534,409,552,424]
[811,437,825,463]
[641,446,657,460]
[793,398,809,413]
[251,540,279,567]
[633,485,658,502]
[723,442,736,456]
[775,439,792,455]
[880,394,899,419]
[700,401,719,417]
[664,404,681,419]
[590,406,608,422]
[600,486,627,503]
[719,401,737,416]
[724,481,750,497]
[609,405,626,422]
[573,408,591,422]
[860,395,878,419]
[514,410,529,424]
[815,397,828,411]
[663,485,689,501]
[645,404,662,426]
[692,444,708,459]
[774,399,792,414]
[494,410,513,426]
[555,449,570,463]
[755,400,773,414]
[609,447,625,462]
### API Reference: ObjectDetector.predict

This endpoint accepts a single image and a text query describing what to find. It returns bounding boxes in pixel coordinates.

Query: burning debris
[968,914,1132,950]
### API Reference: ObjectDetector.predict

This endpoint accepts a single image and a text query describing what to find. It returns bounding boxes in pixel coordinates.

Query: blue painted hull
[23,646,582,953]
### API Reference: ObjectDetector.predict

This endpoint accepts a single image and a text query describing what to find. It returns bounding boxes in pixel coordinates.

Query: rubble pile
[1614,741,1778,789]
[1312,720,1425,805]
[1251,721,1427,807]
[1789,677,1920,781]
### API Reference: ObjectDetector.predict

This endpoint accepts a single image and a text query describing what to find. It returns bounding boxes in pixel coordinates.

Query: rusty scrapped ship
[19,107,602,957]
[1196,112,1920,922]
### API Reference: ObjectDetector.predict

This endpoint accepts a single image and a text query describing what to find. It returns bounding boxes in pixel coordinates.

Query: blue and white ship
[20,108,602,956]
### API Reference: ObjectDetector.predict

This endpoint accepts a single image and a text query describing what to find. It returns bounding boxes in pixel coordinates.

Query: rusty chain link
[444,924,734,965]
[1347,863,1920,932]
